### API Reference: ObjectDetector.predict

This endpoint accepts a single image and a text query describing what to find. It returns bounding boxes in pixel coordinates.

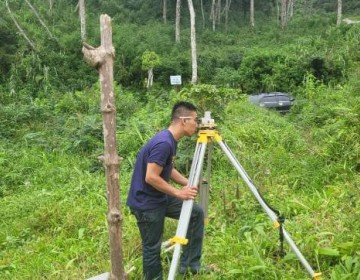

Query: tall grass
[1,80,360,279]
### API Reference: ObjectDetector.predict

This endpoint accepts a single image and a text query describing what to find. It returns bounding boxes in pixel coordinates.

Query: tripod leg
[217,140,320,279]
[217,140,278,221]
[167,142,207,280]
[199,142,213,224]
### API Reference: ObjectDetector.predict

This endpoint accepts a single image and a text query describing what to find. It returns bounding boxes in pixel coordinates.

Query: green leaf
[227,269,243,274]
[78,228,85,240]
[65,258,77,269]
[318,247,340,256]
[249,265,267,271]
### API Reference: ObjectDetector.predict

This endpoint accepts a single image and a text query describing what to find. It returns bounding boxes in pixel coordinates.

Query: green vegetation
[1,1,360,279]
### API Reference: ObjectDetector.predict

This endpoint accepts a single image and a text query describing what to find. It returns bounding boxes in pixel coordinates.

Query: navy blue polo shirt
[127,129,177,210]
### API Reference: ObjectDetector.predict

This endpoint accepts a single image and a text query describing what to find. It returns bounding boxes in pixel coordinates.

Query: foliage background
[1,0,360,279]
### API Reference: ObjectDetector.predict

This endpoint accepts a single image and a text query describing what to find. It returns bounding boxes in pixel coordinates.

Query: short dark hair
[171,101,197,121]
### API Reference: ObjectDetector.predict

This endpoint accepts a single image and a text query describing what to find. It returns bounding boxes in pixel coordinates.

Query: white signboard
[170,75,182,85]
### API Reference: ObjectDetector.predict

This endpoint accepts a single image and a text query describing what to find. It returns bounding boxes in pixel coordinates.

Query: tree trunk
[210,0,221,30]
[188,0,197,84]
[49,0,53,15]
[250,0,255,27]
[211,0,216,31]
[6,0,36,50]
[224,0,230,32]
[337,0,342,26]
[288,0,294,18]
[147,68,154,88]
[82,14,126,280]
[200,0,205,28]
[24,0,54,39]
[79,0,86,41]
[280,0,288,29]
[175,0,181,43]
[216,0,221,25]
[163,0,167,24]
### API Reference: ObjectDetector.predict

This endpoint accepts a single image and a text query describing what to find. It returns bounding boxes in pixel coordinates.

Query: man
[127,101,205,279]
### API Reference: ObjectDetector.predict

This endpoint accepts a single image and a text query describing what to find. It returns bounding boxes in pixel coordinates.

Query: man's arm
[170,168,188,186]
[145,163,197,200]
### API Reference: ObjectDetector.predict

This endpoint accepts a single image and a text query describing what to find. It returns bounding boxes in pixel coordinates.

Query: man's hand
[176,186,198,200]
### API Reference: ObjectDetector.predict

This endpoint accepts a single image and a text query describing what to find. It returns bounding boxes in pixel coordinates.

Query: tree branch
[6,0,36,51]
[24,0,55,39]
[82,42,105,69]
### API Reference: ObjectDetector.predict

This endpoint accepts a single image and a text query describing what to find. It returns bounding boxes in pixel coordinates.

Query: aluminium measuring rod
[167,112,322,280]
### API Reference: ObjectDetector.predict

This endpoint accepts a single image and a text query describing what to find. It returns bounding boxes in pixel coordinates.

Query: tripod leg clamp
[273,220,280,229]
[169,236,188,245]
[312,272,322,280]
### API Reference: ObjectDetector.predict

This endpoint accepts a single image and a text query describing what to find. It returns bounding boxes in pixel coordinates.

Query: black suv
[248,92,295,113]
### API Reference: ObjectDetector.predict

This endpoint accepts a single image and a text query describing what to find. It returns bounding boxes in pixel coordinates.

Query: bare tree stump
[82,14,126,280]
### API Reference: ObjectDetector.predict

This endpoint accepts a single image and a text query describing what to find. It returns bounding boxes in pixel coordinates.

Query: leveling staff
[127,101,206,279]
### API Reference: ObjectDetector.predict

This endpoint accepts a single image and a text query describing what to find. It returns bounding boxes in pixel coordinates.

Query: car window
[261,96,277,103]
[278,95,289,102]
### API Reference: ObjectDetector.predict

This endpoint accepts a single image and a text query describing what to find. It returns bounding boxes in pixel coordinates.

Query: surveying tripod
[166,112,322,280]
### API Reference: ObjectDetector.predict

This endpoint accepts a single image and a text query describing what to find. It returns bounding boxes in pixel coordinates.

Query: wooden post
[82,15,126,280]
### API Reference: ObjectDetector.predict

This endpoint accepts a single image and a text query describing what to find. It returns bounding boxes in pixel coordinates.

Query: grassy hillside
[1,75,359,279]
